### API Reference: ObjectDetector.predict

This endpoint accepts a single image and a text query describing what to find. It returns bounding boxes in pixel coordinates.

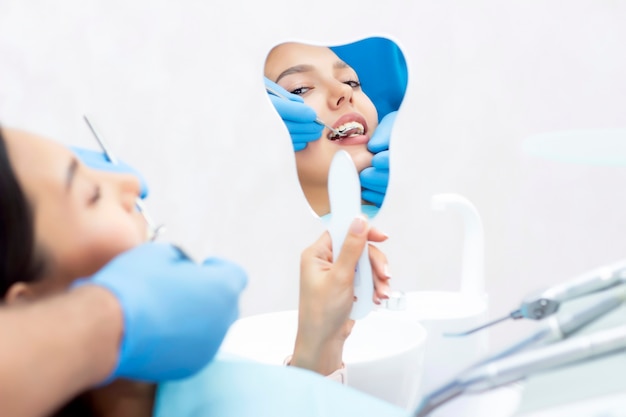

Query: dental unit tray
[447,260,626,337]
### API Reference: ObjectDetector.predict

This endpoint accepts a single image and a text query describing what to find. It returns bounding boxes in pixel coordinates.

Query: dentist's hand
[265,77,323,151]
[360,111,397,207]
[74,243,247,381]
[291,216,390,376]
[71,147,149,199]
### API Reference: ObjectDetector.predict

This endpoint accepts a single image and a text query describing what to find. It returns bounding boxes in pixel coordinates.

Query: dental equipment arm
[449,260,626,336]
[414,324,626,417]
[414,284,626,416]
[477,284,626,364]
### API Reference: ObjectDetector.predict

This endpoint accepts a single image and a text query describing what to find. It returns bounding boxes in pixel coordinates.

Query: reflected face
[265,42,378,216]
[4,128,146,294]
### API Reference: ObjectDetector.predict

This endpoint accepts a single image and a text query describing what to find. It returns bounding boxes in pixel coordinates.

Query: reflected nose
[328,81,354,109]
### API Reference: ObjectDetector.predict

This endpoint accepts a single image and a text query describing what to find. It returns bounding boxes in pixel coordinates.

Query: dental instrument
[474,283,626,365]
[83,115,165,241]
[328,150,374,319]
[265,86,347,138]
[414,322,626,417]
[446,260,626,336]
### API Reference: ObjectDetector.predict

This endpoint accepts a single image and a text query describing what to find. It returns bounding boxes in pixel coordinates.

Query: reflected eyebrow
[275,64,314,83]
[275,60,351,84]
[65,157,79,192]
[334,60,350,70]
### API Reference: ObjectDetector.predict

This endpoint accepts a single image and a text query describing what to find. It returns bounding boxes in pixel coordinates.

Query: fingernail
[384,264,392,279]
[349,215,366,235]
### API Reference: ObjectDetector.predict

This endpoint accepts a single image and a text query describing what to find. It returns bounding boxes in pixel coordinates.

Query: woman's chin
[350,150,374,172]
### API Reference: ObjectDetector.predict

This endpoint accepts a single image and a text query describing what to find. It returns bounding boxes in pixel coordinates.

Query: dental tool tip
[315,119,344,136]
[443,314,512,337]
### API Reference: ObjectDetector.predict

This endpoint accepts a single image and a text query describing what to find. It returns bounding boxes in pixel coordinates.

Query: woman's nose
[109,172,142,212]
[327,81,354,109]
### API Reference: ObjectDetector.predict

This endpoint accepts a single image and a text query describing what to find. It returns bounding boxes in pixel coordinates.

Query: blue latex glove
[360,111,397,207]
[71,146,149,199]
[75,243,248,381]
[264,77,323,151]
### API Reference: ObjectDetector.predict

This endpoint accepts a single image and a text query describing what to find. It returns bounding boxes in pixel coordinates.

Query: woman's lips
[333,133,369,146]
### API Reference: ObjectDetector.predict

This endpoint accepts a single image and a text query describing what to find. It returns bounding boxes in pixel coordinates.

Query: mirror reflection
[264,37,407,219]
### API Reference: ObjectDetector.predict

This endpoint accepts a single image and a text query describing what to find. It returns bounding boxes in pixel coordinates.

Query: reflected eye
[89,185,101,205]
[344,79,361,89]
[290,86,311,96]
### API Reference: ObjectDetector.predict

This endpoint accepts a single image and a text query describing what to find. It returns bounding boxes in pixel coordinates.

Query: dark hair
[0,126,47,298]
[0,127,93,416]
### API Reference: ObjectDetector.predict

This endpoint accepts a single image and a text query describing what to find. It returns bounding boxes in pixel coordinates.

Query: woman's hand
[290,216,390,376]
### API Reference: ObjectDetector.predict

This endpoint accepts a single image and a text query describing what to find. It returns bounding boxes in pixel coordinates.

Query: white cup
[220,309,428,409]
[404,290,489,394]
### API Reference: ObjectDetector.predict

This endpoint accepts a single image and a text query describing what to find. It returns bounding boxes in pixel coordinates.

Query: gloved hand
[264,77,323,151]
[74,243,248,381]
[71,147,149,199]
[360,111,397,207]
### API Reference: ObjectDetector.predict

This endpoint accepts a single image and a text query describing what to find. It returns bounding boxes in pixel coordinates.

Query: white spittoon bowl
[220,309,428,410]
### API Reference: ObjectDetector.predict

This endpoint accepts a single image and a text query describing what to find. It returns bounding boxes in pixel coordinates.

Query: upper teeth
[332,121,364,138]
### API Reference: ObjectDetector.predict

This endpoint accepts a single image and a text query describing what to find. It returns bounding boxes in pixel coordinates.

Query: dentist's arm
[0,286,123,417]
[0,243,247,417]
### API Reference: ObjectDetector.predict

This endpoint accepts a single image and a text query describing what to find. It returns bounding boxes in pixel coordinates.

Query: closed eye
[88,185,101,205]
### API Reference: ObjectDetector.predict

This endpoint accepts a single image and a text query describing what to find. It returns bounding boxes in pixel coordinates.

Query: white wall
[1,0,625,347]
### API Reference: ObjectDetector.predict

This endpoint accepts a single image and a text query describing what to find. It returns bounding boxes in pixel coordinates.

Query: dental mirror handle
[328,150,374,320]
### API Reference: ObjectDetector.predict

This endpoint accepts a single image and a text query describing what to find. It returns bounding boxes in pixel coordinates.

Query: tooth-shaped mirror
[264,37,407,220]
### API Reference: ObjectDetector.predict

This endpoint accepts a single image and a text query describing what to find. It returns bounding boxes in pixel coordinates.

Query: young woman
[265,42,380,217]
[0,125,391,416]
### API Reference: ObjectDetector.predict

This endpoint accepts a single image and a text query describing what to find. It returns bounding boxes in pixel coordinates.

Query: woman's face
[265,42,378,216]
[4,128,147,296]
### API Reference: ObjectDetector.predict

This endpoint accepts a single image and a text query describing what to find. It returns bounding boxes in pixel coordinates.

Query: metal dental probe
[265,86,347,137]
[445,261,626,337]
[83,115,165,241]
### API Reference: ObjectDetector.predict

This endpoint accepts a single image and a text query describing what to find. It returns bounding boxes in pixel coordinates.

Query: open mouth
[328,113,369,141]
[329,121,365,140]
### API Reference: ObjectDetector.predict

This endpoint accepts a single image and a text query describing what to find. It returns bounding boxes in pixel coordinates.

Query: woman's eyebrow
[65,158,79,192]
[275,64,314,83]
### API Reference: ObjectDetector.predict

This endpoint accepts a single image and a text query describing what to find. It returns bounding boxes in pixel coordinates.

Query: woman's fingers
[368,243,391,303]
[333,216,369,286]
[367,226,388,243]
